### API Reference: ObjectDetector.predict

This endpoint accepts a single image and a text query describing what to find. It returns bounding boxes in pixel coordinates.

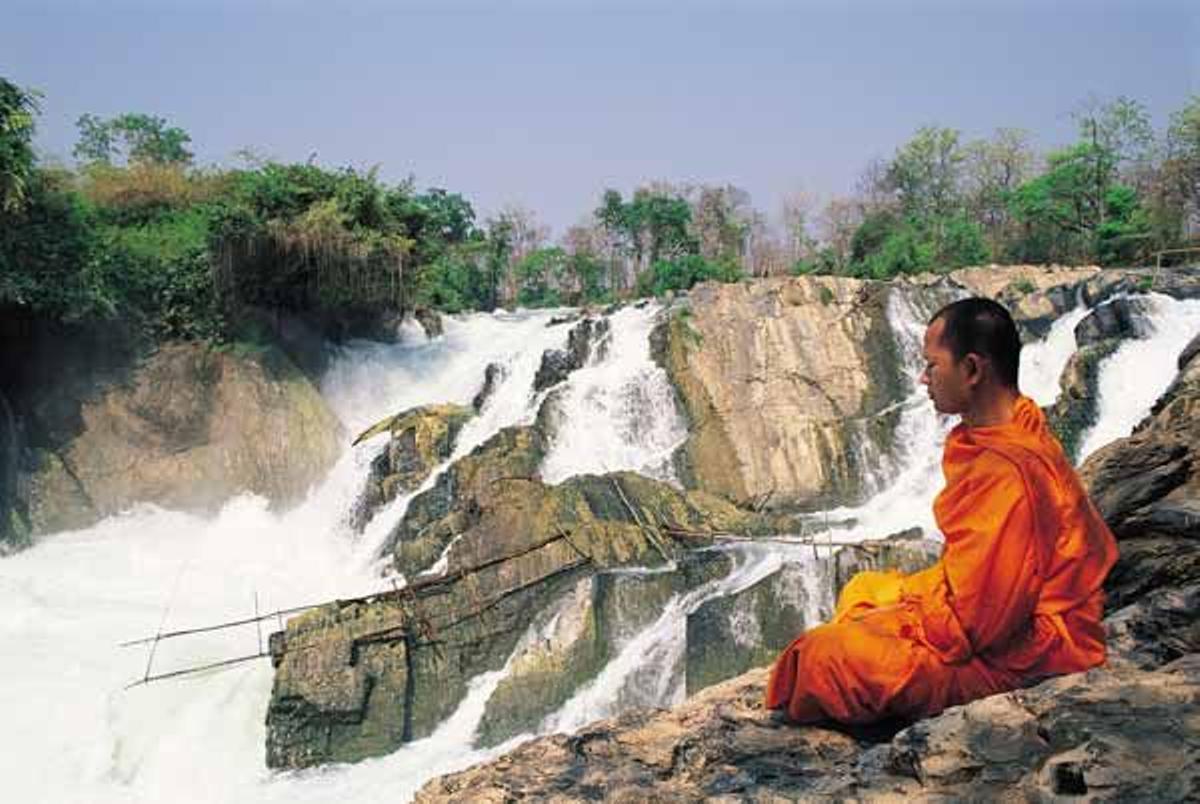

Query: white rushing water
[1,289,1192,804]
[1076,293,1200,461]
[539,305,687,484]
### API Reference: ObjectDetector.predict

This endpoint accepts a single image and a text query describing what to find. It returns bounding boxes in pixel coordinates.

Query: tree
[0,78,41,214]
[887,126,965,225]
[815,196,862,274]
[73,112,194,166]
[963,128,1035,257]
[1009,141,1148,264]
[1159,94,1200,241]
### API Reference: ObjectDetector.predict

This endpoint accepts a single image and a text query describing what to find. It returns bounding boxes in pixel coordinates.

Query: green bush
[635,255,742,296]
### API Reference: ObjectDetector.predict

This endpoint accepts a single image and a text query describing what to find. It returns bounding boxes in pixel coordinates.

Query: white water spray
[1077,294,1200,461]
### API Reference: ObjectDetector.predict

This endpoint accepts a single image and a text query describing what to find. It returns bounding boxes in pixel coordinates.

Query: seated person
[765,298,1119,725]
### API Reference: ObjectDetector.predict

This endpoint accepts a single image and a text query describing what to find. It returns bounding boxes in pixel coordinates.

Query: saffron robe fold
[765,396,1119,724]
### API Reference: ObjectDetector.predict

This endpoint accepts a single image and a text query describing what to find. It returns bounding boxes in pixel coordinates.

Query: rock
[471,362,506,412]
[414,307,444,339]
[269,426,788,769]
[654,276,909,511]
[1081,329,1200,612]
[416,655,1200,803]
[1046,340,1121,461]
[533,317,610,393]
[1046,296,1154,461]
[949,264,1102,338]
[1074,295,1146,345]
[0,390,30,553]
[1105,584,1200,670]
[23,343,342,536]
[476,550,733,748]
[349,403,473,532]
[684,530,940,697]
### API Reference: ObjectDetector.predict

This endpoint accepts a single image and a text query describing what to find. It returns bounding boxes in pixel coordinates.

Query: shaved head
[929,298,1022,389]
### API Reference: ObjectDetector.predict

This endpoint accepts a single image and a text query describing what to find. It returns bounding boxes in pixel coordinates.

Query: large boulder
[654,276,907,511]
[23,342,342,536]
[348,403,473,532]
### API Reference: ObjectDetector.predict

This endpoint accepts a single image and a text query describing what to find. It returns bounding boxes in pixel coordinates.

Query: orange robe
[765,396,1119,724]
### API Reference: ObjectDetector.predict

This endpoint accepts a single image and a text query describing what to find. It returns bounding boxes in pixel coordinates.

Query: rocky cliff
[22,342,342,536]
[653,276,912,511]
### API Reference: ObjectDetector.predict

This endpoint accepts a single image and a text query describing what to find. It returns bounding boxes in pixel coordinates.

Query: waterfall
[1,286,1191,803]
[538,542,826,736]
[0,309,573,803]
[1076,294,1200,461]
[538,304,687,485]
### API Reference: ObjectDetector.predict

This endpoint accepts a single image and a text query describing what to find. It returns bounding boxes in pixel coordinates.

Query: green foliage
[849,212,985,278]
[1009,141,1150,265]
[887,126,964,222]
[635,255,741,296]
[1013,278,1036,294]
[0,78,41,215]
[513,247,566,307]
[73,112,194,166]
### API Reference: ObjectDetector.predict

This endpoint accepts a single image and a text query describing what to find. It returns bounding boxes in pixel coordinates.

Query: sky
[3,0,1197,235]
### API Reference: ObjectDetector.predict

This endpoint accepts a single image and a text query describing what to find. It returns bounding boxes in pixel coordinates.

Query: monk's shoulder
[953,448,1026,497]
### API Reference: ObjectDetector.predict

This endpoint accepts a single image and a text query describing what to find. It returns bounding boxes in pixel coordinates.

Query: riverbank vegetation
[2,77,1199,347]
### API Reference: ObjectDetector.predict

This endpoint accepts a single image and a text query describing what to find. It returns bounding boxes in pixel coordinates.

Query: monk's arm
[911,460,1043,664]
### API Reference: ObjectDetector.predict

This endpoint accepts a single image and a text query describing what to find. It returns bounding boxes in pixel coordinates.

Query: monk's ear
[962,353,984,386]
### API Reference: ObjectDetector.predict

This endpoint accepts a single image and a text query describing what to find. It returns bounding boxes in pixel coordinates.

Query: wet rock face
[348,404,473,532]
[268,417,786,769]
[471,362,506,412]
[657,276,906,511]
[1074,295,1146,346]
[684,531,940,697]
[1045,296,1155,462]
[23,343,342,537]
[475,550,734,748]
[533,317,610,393]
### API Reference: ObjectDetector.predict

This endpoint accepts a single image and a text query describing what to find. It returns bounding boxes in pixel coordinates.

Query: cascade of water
[0,309,572,803]
[539,304,686,484]
[1077,293,1200,461]
[538,542,827,736]
[1020,304,1091,406]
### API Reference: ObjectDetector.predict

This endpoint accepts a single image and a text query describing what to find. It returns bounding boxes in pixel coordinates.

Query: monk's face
[920,318,971,415]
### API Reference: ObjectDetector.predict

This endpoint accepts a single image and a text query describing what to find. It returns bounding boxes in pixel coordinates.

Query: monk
[765,297,1119,725]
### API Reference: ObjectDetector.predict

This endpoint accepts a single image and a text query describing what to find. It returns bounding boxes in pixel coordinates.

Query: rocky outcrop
[1044,297,1154,461]
[348,404,473,532]
[23,343,342,535]
[417,654,1200,802]
[471,362,505,412]
[533,317,610,392]
[950,264,1102,338]
[654,276,908,511]
[1081,331,1200,611]
[266,418,792,769]
[0,390,27,552]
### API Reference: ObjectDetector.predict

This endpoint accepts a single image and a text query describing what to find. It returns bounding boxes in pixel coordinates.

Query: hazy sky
[4,0,1197,234]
